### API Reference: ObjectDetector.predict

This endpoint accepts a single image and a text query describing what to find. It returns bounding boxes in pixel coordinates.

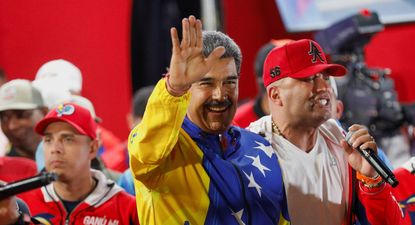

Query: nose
[45,139,64,154]
[212,84,227,101]
[314,76,330,93]
[6,116,21,131]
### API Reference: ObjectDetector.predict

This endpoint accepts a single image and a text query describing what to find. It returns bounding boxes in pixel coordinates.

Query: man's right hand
[167,15,225,96]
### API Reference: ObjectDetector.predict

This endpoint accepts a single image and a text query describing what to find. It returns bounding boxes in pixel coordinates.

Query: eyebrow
[43,132,77,138]
[199,75,239,82]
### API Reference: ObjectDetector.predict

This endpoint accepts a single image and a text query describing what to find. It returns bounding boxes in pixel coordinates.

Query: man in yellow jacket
[128,16,290,225]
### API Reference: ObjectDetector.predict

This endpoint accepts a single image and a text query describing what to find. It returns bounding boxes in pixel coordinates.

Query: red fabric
[344,164,404,225]
[0,156,37,182]
[263,39,346,87]
[101,141,128,173]
[233,100,259,128]
[35,103,97,139]
[21,171,139,225]
[26,189,138,225]
[357,182,404,225]
[0,156,38,200]
[391,168,415,225]
[99,125,123,152]
[0,0,132,140]
[223,0,415,103]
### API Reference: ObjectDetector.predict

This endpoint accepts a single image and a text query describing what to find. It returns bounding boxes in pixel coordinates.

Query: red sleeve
[357,182,404,225]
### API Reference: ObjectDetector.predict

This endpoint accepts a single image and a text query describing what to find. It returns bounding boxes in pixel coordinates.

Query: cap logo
[270,66,281,78]
[56,104,75,117]
[308,41,325,63]
[1,86,16,101]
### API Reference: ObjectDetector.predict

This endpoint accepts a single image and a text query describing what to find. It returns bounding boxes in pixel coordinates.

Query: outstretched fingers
[170,27,180,54]
[195,19,203,48]
[205,46,226,68]
[180,18,190,49]
[188,15,197,47]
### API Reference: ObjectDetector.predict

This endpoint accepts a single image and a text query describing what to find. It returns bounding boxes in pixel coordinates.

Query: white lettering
[83,216,114,225]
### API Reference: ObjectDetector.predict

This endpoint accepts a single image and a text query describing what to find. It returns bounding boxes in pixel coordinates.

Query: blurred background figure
[32,59,83,95]
[315,11,415,168]
[233,39,292,128]
[102,85,154,173]
[0,68,8,156]
[32,59,123,174]
[0,68,7,87]
[0,79,48,160]
[115,85,154,195]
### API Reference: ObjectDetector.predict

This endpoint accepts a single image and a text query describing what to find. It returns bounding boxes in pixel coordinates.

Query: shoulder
[112,190,136,203]
[320,119,346,144]
[246,115,271,133]
[232,126,269,145]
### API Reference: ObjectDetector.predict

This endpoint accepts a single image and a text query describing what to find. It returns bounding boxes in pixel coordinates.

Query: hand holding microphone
[0,172,57,200]
[343,125,398,188]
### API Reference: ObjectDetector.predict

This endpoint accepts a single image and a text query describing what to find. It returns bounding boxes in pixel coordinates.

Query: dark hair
[0,68,5,79]
[254,42,277,78]
[132,85,155,118]
[202,31,242,74]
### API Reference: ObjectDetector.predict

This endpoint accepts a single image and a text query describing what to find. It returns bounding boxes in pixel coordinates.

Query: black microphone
[345,131,399,187]
[0,172,57,200]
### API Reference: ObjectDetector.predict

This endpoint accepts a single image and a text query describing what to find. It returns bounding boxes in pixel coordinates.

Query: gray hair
[202,31,242,74]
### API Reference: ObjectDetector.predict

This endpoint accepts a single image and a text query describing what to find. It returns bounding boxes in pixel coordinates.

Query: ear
[335,100,344,120]
[88,139,100,160]
[41,107,49,116]
[267,86,283,106]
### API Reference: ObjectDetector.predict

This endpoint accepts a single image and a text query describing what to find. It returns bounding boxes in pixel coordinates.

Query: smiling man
[247,39,403,225]
[128,16,289,225]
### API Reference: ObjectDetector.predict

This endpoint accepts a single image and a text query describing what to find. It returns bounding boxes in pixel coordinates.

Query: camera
[314,11,415,138]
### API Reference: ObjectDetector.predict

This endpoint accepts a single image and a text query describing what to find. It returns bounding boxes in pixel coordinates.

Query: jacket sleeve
[128,79,190,183]
[356,182,404,225]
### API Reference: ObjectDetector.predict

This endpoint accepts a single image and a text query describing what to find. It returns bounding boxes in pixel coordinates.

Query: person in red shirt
[22,103,138,225]
[391,157,415,224]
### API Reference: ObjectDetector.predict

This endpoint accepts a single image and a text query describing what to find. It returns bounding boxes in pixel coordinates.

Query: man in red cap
[17,103,139,225]
[247,39,403,224]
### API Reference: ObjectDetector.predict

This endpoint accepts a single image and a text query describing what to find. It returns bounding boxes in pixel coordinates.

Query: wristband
[164,73,190,96]
[356,171,385,188]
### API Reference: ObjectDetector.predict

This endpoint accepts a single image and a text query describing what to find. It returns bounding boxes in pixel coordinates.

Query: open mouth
[318,98,329,106]
[312,93,330,107]
[207,105,229,113]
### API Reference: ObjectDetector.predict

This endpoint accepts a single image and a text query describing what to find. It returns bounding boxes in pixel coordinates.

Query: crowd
[0,15,414,225]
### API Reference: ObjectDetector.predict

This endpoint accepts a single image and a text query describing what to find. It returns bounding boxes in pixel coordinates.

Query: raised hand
[167,15,225,96]
[340,124,378,177]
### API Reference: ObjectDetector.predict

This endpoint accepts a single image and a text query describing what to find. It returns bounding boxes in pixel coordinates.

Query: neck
[272,116,319,153]
[54,172,96,201]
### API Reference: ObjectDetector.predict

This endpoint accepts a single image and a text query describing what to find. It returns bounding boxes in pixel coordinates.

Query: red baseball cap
[35,103,97,139]
[262,39,347,87]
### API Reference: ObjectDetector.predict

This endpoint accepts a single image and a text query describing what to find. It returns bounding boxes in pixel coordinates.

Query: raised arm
[128,15,225,183]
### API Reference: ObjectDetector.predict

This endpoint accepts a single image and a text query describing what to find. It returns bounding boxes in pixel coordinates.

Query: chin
[207,122,230,134]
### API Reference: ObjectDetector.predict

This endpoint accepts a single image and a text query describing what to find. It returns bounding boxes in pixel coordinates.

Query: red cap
[262,39,347,87]
[35,103,97,139]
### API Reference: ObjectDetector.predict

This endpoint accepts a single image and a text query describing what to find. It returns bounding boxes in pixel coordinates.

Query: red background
[0,0,414,140]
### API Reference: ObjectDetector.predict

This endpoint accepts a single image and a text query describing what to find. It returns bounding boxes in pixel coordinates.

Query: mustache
[204,99,232,108]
